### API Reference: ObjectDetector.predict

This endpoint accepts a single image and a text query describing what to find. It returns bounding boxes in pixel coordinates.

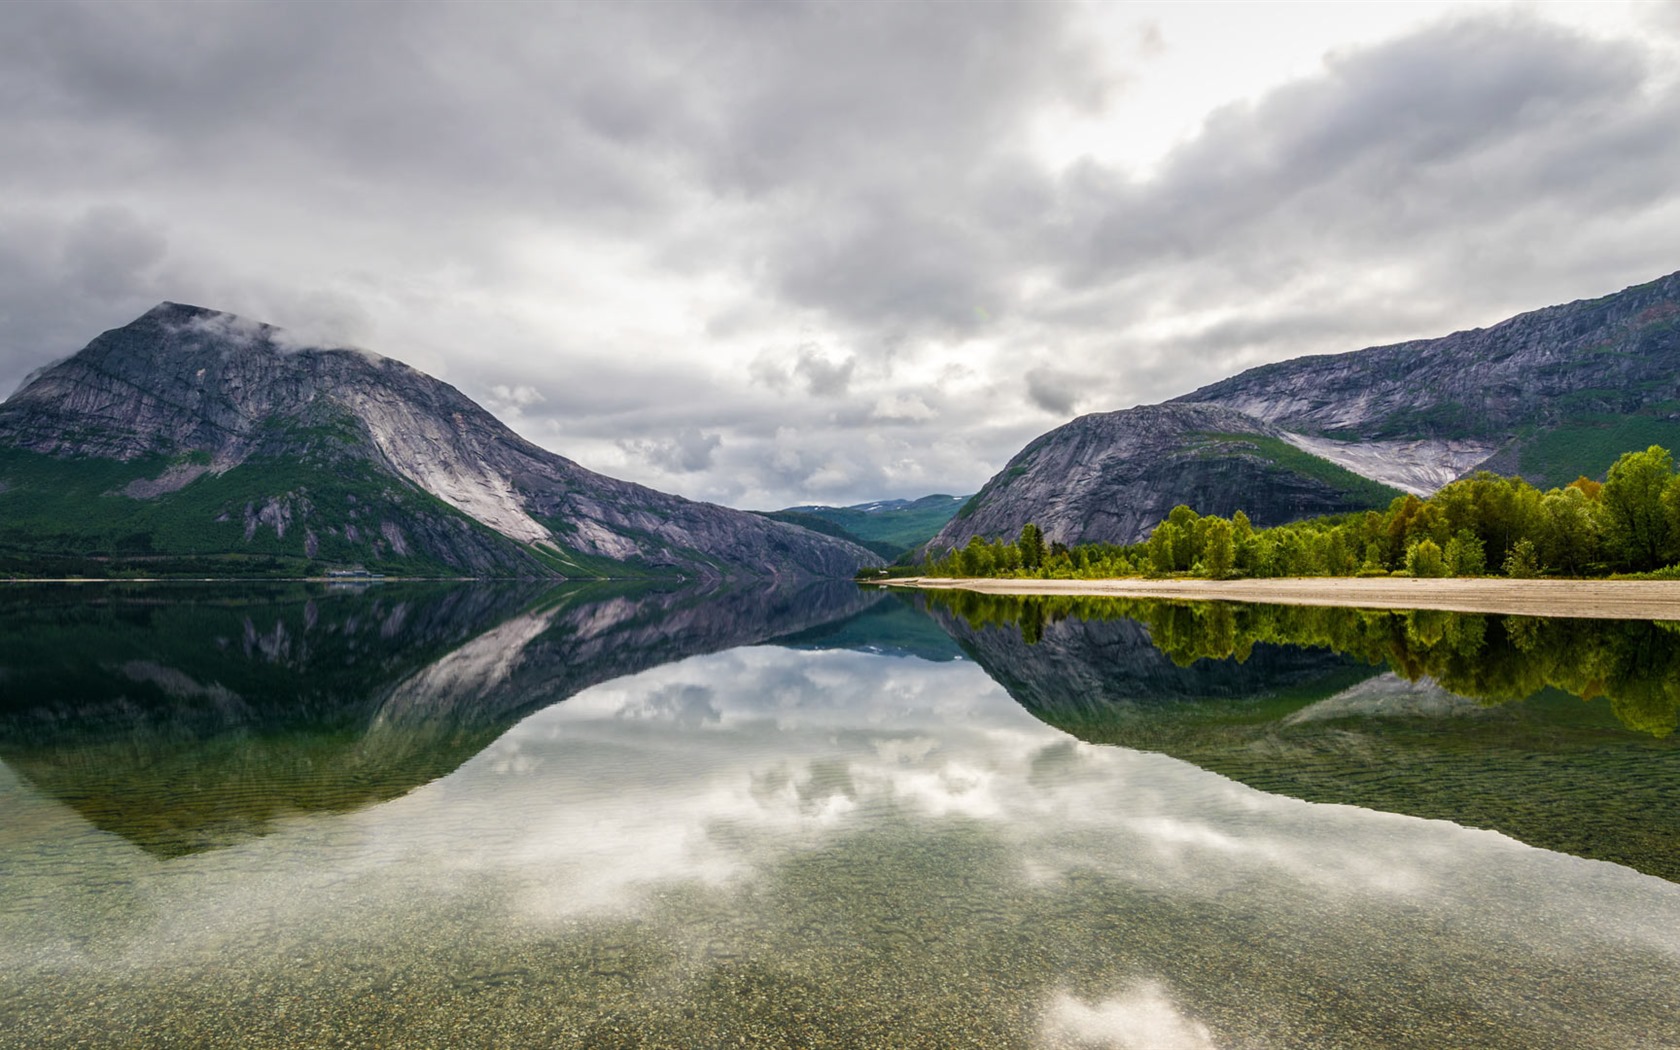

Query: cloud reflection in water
[4,641,1680,1047]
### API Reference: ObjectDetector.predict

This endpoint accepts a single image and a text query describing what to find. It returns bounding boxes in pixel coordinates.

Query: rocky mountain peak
[0,306,879,578]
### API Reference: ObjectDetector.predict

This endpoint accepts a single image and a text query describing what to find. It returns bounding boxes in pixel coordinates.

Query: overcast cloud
[2,1,1677,508]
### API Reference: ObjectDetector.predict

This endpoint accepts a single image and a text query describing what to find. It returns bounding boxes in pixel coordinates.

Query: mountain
[934,403,1404,552]
[933,270,1680,552]
[1176,270,1680,487]
[763,492,971,560]
[0,303,879,578]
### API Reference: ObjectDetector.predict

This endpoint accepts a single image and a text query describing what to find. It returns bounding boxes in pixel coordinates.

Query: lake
[2,581,1678,1048]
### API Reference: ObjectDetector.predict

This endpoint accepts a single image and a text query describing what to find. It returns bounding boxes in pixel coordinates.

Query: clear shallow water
[2,583,1679,1048]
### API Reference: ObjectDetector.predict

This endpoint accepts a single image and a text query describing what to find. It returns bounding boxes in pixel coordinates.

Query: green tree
[1016,523,1045,572]
[1445,528,1486,576]
[1602,445,1676,571]
[1231,509,1253,543]
[996,539,1021,573]
[1503,537,1540,578]
[1166,505,1199,570]
[1147,522,1178,574]
[1201,517,1235,579]
[1540,486,1600,575]
[1405,538,1448,577]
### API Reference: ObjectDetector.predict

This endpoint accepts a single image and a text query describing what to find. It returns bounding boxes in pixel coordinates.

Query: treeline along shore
[874,445,1680,617]
[881,576,1680,620]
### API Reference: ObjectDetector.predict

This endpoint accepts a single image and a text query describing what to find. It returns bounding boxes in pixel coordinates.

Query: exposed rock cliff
[0,303,879,578]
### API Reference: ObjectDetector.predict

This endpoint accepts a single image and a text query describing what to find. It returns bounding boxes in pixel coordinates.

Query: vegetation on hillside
[891,445,1680,581]
[1197,432,1407,507]
[755,510,903,561]
[1515,411,1680,484]
[763,495,970,560]
[0,446,632,579]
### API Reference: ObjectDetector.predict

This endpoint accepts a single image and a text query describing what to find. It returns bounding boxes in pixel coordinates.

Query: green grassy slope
[1201,433,1408,507]
[755,510,903,561]
[1514,410,1680,484]
[0,448,603,578]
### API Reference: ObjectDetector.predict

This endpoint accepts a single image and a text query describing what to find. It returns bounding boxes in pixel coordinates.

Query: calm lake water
[2,581,1678,1048]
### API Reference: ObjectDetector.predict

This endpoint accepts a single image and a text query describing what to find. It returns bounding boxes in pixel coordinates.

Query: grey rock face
[930,403,1382,551]
[1176,271,1680,450]
[0,303,878,577]
[1274,434,1498,497]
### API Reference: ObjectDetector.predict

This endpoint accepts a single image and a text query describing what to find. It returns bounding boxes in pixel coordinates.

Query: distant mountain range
[0,303,879,578]
[761,493,970,561]
[933,269,1680,552]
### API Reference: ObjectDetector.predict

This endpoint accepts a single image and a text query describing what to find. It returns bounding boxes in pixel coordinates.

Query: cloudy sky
[3,1,1678,509]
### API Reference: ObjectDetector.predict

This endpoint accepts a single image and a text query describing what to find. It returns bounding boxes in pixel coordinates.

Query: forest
[911,445,1680,582]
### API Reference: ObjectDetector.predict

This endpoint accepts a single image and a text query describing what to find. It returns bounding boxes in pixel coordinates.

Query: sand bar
[879,576,1680,620]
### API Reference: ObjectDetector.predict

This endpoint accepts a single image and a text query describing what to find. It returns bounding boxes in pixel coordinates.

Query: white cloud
[872,393,936,422]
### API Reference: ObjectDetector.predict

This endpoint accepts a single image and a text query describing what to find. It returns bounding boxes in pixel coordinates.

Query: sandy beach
[879,575,1680,620]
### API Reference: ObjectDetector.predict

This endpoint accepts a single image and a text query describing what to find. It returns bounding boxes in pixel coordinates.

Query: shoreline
[879,576,1680,620]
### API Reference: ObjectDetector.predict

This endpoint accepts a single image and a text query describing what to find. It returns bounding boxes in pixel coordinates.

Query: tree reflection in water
[923,589,1680,736]
[917,588,1680,881]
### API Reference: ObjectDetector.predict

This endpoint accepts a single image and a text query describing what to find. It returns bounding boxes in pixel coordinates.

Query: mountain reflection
[913,588,1680,881]
[0,580,882,857]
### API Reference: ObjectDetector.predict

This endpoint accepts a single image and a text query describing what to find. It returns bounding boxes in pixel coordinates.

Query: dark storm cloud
[1024,367,1085,416]
[643,1,1099,338]
[0,0,1100,394]
[0,206,174,394]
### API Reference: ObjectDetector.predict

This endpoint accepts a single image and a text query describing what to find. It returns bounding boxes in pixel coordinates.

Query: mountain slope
[0,303,878,578]
[1176,270,1680,488]
[931,403,1403,552]
[933,270,1680,553]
